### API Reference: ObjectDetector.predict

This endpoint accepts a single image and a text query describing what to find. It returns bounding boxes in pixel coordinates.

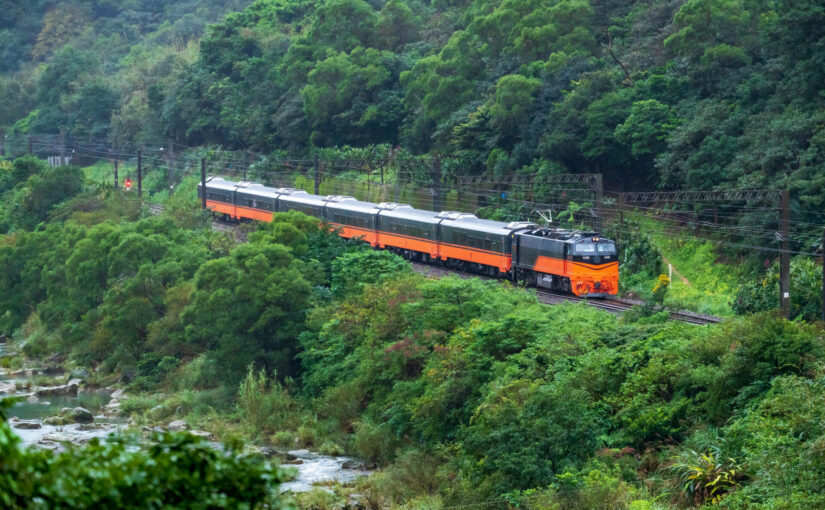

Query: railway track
[410,262,723,326]
[150,203,723,326]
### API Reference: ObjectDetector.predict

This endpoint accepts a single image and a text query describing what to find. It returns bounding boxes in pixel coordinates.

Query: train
[199,177,619,297]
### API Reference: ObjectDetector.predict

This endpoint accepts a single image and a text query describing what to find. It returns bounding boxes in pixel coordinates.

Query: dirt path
[662,257,692,286]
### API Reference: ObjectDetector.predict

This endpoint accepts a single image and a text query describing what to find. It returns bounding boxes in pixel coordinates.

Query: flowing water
[279,449,372,493]
[1,341,371,491]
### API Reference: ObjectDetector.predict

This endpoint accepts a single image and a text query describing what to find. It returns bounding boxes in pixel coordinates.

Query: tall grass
[237,366,300,439]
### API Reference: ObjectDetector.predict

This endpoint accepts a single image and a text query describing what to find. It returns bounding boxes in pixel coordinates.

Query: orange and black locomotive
[199,177,618,297]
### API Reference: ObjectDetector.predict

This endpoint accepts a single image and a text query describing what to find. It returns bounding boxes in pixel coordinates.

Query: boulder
[36,382,78,397]
[0,381,15,395]
[342,460,376,470]
[13,420,42,430]
[167,420,188,431]
[64,407,93,424]
[110,388,126,400]
[26,394,39,403]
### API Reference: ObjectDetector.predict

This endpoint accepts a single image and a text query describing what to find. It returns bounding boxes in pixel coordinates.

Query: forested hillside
[2,0,825,201]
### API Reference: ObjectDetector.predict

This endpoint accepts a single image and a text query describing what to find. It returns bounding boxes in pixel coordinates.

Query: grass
[628,213,745,317]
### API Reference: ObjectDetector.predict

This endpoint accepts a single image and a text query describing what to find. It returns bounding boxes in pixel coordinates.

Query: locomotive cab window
[597,241,616,255]
[575,242,596,255]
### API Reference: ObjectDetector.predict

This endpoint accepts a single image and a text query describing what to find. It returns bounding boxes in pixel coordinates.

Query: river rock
[104,400,121,415]
[69,369,90,380]
[43,416,71,426]
[7,368,37,378]
[26,394,39,403]
[189,430,213,440]
[167,420,188,431]
[110,388,126,400]
[257,447,298,461]
[36,382,78,397]
[36,439,67,453]
[342,460,376,470]
[42,365,64,375]
[0,381,15,395]
[13,420,42,430]
[77,423,108,431]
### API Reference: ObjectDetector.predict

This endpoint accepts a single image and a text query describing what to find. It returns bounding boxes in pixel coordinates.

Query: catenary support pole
[779,189,791,319]
[594,173,603,233]
[432,155,442,212]
[242,150,247,181]
[313,153,320,195]
[618,193,625,225]
[137,149,142,198]
[114,157,119,190]
[201,158,207,210]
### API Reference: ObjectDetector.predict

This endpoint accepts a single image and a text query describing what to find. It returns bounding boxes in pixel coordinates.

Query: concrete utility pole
[779,189,791,319]
[822,227,824,322]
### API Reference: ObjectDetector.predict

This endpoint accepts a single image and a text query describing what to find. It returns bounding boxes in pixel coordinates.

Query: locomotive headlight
[594,281,601,289]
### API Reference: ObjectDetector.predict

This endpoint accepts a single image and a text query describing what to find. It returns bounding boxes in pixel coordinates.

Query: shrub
[0,399,294,509]
[671,449,743,506]
[237,366,301,439]
[733,257,823,321]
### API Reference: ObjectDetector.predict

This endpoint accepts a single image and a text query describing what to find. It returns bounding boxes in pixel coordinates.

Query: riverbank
[0,338,374,498]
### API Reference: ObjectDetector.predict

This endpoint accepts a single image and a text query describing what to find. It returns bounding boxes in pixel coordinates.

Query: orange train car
[199,177,618,297]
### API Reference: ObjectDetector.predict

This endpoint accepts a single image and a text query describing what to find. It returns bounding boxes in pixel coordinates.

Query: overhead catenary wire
[13,133,825,257]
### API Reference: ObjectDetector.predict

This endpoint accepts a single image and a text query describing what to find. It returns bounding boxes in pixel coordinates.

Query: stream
[0,340,372,492]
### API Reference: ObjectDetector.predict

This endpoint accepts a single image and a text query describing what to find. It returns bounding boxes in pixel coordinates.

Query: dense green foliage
[733,256,824,321]
[3,0,824,206]
[0,400,291,508]
[1,156,824,507]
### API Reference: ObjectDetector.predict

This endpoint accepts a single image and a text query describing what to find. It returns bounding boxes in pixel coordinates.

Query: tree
[614,99,679,157]
[183,242,312,381]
